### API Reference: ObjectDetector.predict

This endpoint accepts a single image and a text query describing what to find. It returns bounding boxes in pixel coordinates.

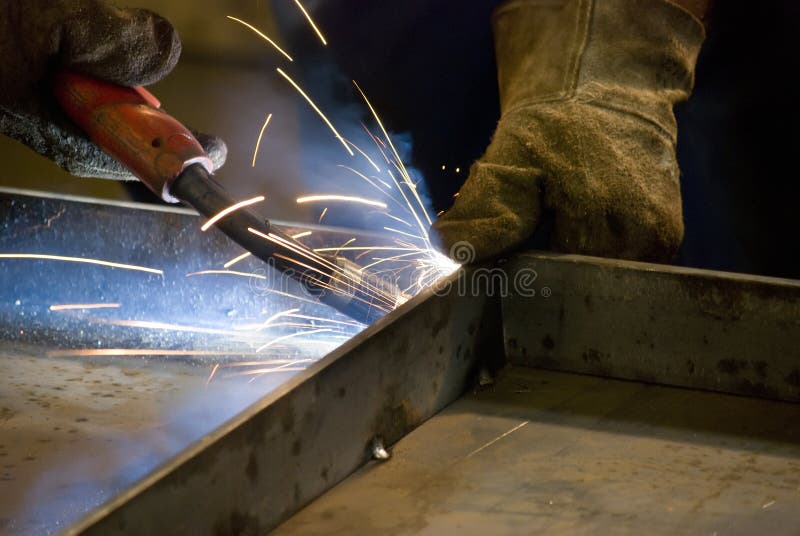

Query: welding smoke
[255,2,436,231]
[266,0,500,217]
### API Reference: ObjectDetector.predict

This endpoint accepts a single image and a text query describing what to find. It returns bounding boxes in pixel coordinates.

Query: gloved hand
[432,0,705,263]
[0,0,226,180]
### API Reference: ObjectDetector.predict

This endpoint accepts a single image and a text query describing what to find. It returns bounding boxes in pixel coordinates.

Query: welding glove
[0,0,226,180]
[431,0,705,263]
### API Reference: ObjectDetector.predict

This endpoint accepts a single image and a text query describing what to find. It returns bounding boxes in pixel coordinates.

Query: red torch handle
[52,72,213,203]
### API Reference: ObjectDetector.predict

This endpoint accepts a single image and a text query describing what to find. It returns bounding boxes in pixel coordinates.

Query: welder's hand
[431,0,705,263]
[0,0,226,180]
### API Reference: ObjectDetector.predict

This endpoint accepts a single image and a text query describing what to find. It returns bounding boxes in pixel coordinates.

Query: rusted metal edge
[501,251,800,402]
[66,269,498,535]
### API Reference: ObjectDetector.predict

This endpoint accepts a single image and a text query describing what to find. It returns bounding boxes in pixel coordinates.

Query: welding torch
[52,72,404,325]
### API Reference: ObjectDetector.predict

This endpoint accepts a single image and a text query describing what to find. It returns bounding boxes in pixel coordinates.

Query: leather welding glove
[0,0,226,181]
[431,0,705,263]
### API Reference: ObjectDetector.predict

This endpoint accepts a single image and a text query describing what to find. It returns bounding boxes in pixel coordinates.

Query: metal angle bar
[501,251,800,402]
[66,269,496,535]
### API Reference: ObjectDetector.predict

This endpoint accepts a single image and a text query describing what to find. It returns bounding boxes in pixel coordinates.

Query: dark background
[307,0,800,279]
[1,0,795,279]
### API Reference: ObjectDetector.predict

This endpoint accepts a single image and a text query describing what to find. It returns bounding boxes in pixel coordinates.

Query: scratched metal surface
[501,252,800,402]
[0,188,382,534]
[0,350,282,535]
[275,366,800,535]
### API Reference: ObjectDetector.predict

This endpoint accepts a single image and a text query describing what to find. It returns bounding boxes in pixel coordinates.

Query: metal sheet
[0,187,469,534]
[67,270,497,535]
[0,187,378,352]
[501,252,800,401]
[275,366,800,535]
[0,350,281,535]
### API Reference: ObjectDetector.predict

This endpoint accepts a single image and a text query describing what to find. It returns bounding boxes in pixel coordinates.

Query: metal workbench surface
[276,366,800,535]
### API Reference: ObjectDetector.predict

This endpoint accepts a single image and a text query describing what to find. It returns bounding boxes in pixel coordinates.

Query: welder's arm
[431,0,709,264]
[0,0,225,180]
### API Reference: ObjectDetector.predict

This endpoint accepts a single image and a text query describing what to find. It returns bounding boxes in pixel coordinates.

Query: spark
[231,366,310,379]
[249,228,334,270]
[372,176,394,190]
[271,253,341,291]
[49,303,121,311]
[312,246,418,253]
[359,251,421,271]
[338,165,390,195]
[387,168,427,236]
[271,251,390,308]
[251,113,273,167]
[248,230,394,305]
[249,229,390,303]
[381,212,413,228]
[0,253,162,275]
[223,252,252,269]
[276,68,353,155]
[383,227,424,240]
[399,170,434,234]
[342,139,381,172]
[362,123,387,149]
[257,308,301,331]
[337,166,406,211]
[393,238,418,249]
[257,328,332,352]
[219,359,308,368]
[206,364,220,386]
[292,231,312,239]
[318,207,329,223]
[286,313,363,327]
[292,0,327,45]
[25,207,66,233]
[234,321,316,331]
[361,123,392,164]
[353,80,433,227]
[226,16,294,61]
[297,195,387,209]
[186,269,267,280]
[233,320,310,331]
[106,319,239,336]
[271,251,394,310]
[334,237,357,256]
[201,195,265,231]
